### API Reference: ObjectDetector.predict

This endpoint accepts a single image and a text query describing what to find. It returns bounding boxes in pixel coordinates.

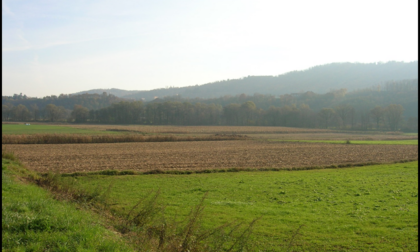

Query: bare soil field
[3,141,417,173]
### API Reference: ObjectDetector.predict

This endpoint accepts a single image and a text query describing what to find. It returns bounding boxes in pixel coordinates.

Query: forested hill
[72,88,140,98]
[121,61,418,101]
[148,79,419,119]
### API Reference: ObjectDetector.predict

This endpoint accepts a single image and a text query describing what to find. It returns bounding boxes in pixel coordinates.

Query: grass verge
[2,152,261,251]
[2,157,133,251]
[56,159,417,177]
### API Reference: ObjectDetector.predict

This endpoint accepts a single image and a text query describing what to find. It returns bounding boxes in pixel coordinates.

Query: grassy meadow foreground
[72,161,419,251]
[2,123,418,251]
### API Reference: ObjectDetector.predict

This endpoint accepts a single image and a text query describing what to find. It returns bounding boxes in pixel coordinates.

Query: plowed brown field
[3,141,417,173]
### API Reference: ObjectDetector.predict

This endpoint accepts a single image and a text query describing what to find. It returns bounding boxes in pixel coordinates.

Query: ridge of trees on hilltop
[121,61,418,101]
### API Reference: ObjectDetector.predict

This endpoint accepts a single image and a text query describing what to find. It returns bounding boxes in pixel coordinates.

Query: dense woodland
[2,79,418,132]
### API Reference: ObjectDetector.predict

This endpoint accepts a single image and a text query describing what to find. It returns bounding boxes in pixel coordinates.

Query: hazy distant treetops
[72,88,142,98]
[2,92,123,111]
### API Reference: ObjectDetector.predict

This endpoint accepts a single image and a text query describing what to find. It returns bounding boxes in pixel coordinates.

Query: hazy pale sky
[2,0,418,98]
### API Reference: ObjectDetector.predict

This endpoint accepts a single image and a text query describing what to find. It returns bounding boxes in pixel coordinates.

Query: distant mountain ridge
[73,61,418,101]
[72,88,141,98]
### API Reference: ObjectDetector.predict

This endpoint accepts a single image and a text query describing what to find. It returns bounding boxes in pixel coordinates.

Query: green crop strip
[2,124,119,135]
[272,139,418,145]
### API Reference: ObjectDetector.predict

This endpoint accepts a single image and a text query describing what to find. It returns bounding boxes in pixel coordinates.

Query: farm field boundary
[2,154,263,251]
[2,133,248,144]
[2,124,120,135]
[271,139,418,145]
[56,159,417,177]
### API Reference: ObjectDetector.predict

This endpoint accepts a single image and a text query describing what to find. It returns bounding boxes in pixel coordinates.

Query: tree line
[2,92,123,111]
[2,79,417,132]
[2,99,417,132]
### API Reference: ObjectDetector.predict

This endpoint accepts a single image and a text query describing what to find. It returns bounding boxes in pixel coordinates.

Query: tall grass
[2,150,25,168]
[116,190,261,251]
[2,133,248,144]
[2,150,19,162]
[2,158,133,251]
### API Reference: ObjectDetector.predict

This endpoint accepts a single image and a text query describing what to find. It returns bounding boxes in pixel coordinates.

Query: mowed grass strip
[2,124,118,135]
[73,162,419,251]
[2,158,134,251]
[273,139,418,145]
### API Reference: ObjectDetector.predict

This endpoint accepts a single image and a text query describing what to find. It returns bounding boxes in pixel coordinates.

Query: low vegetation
[2,124,116,135]
[2,133,248,144]
[274,139,418,145]
[2,156,133,251]
[2,152,261,251]
[72,161,418,251]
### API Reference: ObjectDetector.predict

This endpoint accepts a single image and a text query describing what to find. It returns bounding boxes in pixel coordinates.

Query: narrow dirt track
[3,141,418,173]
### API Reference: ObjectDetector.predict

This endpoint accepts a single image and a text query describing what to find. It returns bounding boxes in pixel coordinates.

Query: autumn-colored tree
[240,101,257,125]
[370,106,384,130]
[71,105,89,123]
[12,104,30,121]
[384,104,404,131]
[30,104,40,121]
[223,103,241,125]
[335,104,354,129]
[318,108,335,129]
[45,104,61,122]
[2,104,14,121]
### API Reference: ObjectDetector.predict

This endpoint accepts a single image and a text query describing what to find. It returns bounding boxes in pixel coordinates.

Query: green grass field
[272,139,418,145]
[2,158,133,251]
[2,124,118,135]
[72,161,419,251]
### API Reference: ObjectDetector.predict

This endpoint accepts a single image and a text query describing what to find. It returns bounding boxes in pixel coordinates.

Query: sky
[2,0,418,98]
